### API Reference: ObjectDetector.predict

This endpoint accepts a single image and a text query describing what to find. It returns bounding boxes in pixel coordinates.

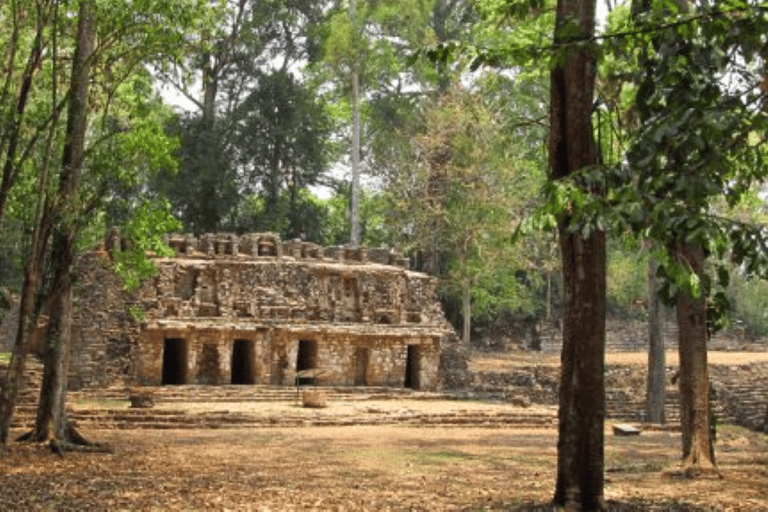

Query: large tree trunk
[646,255,666,424]
[23,0,96,449]
[549,0,605,509]
[553,229,606,510]
[29,229,77,444]
[676,241,716,474]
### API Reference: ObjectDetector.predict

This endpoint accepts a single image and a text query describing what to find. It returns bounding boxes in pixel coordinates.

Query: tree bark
[27,0,95,447]
[0,9,45,226]
[676,241,716,474]
[349,0,361,248]
[646,255,666,424]
[549,0,605,509]
[0,239,46,447]
[764,398,768,433]
[0,0,60,450]
[462,281,471,344]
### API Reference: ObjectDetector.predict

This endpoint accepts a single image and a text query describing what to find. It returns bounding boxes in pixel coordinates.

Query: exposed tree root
[16,421,112,455]
[663,461,723,480]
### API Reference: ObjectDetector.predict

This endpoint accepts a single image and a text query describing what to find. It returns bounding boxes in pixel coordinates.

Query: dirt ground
[1,424,767,511]
[469,350,768,372]
[1,351,767,511]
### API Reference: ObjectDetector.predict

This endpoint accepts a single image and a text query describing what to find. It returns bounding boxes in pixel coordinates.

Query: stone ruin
[68,232,456,391]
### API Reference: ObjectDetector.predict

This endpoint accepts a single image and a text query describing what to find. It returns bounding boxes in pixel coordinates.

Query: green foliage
[319,188,391,248]
[127,305,146,323]
[730,275,768,337]
[154,113,239,234]
[383,81,549,323]
[518,0,768,332]
[111,201,181,291]
[231,69,332,238]
[606,239,648,318]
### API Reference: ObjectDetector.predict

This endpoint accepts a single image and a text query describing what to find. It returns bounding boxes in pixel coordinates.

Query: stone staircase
[472,363,767,432]
[58,406,558,430]
[605,387,684,425]
[4,358,765,432]
[0,357,45,430]
[2,360,558,430]
[711,363,768,431]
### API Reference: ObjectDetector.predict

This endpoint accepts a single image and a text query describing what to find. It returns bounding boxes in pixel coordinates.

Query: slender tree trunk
[763,399,768,433]
[349,0,361,248]
[646,254,666,424]
[676,241,716,473]
[461,281,471,344]
[0,1,46,226]
[0,1,60,450]
[0,236,47,447]
[549,0,605,509]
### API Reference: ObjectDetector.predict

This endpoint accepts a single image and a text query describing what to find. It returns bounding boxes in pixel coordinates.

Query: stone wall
[70,251,140,388]
[70,232,455,391]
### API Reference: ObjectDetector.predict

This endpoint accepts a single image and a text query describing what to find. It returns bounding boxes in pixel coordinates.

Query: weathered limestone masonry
[71,232,455,391]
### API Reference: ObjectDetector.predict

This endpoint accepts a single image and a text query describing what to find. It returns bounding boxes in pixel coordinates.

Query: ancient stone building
[69,232,455,391]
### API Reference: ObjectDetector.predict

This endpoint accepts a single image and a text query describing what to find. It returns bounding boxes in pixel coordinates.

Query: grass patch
[0,352,10,364]
[70,398,130,409]
[407,449,479,467]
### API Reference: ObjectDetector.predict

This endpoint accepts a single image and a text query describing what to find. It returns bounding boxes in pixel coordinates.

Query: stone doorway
[404,345,421,390]
[231,339,256,384]
[354,346,369,386]
[162,338,187,385]
[296,339,318,385]
[197,343,220,384]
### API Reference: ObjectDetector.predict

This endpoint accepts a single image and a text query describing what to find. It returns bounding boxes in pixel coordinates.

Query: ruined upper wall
[105,230,411,268]
[103,232,448,330]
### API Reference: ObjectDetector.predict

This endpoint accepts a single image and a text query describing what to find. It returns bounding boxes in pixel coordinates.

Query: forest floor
[0,351,767,511]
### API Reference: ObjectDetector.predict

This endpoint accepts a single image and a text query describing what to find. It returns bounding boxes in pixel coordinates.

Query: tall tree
[320,0,475,245]
[27,0,95,447]
[0,0,64,227]
[154,0,328,234]
[624,0,768,474]
[229,69,332,239]
[0,0,207,449]
[548,0,605,509]
[392,83,544,343]
[349,0,361,247]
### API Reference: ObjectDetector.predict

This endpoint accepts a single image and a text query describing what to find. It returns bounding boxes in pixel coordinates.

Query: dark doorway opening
[162,338,187,385]
[404,345,421,389]
[296,339,318,385]
[354,346,369,386]
[231,339,256,384]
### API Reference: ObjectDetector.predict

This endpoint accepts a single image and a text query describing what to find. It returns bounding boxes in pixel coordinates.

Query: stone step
[10,406,558,430]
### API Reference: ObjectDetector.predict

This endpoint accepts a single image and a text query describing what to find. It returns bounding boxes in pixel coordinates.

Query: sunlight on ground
[470,350,768,372]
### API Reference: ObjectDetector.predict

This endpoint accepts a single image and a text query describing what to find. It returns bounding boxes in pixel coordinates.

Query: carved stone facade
[70,232,455,391]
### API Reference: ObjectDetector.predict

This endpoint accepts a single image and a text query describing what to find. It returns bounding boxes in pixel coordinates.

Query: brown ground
[470,349,768,371]
[1,351,767,511]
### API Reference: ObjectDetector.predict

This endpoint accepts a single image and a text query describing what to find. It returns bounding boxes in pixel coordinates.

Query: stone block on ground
[613,423,641,436]
[302,389,327,408]
[129,389,155,408]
